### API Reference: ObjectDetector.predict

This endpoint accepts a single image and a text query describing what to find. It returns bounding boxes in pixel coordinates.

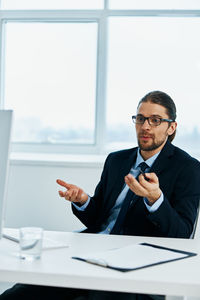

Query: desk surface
[0,229,200,297]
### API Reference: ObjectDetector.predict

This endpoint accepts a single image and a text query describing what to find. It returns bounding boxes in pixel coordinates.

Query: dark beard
[138,138,166,152]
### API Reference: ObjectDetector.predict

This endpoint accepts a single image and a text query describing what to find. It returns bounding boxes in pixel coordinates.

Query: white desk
[0,229,200,297]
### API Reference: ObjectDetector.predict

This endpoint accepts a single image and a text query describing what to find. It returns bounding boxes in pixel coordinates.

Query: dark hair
[137,91,177,142]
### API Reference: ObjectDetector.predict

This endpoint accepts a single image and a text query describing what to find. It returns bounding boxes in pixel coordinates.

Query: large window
[1,0,103,10]
[106,17,200,157]
[109,0,200,9]
[1,1,200,157]
[4,22,97,145]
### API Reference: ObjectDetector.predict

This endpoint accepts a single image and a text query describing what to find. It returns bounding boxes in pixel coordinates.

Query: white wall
[4,157,104,232]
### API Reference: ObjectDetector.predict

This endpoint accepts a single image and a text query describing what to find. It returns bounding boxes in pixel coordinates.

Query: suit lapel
[150,140,175,175]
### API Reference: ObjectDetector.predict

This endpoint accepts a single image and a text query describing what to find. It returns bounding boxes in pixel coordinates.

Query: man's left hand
[124,173,162,205]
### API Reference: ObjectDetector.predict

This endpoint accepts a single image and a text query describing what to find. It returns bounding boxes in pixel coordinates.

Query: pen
[86,258,108,267]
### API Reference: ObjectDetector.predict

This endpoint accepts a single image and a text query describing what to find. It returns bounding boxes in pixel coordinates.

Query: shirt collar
[135,148,160,169]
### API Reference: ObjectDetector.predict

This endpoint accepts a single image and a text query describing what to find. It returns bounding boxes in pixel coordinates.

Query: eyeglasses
[132,115,174,127]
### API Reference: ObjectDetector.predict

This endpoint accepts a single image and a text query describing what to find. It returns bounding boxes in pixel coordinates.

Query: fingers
[125,174,138,186]
[56,179,71,189]
[124,172,160,199]
[125,174,146,195]
[142,172,158,183]
[65,188,79,202]
[58,190,65,197]
[57,179,88,204]
[59,186,83,202]
[57,178,75,200]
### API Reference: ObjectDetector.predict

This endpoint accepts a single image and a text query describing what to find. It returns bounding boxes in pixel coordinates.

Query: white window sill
[10,152,106,168]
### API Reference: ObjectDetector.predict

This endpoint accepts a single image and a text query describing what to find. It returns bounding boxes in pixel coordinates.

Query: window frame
[1,2,200,154]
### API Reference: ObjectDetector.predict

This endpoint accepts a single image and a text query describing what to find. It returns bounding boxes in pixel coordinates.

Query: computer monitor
[0,110,13,239]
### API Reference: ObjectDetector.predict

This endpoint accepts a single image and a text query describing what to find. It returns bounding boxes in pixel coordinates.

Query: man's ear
[167,121,177,136]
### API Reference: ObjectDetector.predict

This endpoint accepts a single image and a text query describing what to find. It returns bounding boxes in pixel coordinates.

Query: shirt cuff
[143,193,164,213]
[72,195,90,211]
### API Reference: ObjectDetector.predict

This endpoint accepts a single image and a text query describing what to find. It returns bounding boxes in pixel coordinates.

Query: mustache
[138,131,154,138]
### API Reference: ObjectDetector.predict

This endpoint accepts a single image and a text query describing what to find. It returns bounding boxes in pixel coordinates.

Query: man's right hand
[56,179,88,205]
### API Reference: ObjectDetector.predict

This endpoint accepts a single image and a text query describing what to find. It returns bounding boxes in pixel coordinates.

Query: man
[57,90,200,239]
[1,91,200,299]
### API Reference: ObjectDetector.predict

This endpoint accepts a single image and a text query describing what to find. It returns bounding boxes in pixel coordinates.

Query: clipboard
[72,242,197,272]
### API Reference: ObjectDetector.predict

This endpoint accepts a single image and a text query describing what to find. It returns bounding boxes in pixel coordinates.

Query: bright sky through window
[4,22,97,144]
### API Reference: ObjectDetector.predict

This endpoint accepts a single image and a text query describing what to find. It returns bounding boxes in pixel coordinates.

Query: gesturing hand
[124,172,162,205]
[56,179,88,205]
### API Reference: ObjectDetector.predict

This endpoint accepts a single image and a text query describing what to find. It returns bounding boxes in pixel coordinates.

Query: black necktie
[110,162,149,235]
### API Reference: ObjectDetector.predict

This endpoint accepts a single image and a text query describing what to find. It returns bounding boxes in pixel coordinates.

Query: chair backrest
[190,204,200,239]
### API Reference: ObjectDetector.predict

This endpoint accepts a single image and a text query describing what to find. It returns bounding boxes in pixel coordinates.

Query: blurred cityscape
[13,118,200,157]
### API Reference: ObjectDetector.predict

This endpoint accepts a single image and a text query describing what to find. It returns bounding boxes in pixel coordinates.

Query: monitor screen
[0,110,13,239]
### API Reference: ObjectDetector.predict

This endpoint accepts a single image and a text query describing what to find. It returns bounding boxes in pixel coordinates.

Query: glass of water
[19,227,43,260]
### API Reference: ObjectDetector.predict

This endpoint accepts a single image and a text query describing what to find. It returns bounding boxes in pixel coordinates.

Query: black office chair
[190,205,200,239]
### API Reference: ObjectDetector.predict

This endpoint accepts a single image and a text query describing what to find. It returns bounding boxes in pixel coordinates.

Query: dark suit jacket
[72,141,200,238]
